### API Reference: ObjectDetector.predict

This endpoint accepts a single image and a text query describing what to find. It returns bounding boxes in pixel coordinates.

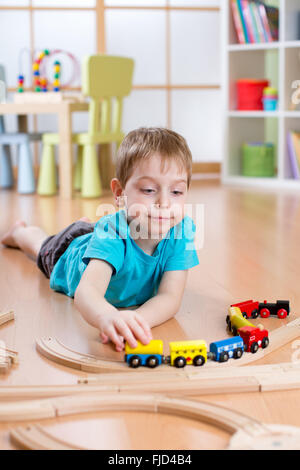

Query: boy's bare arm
[74,259,116,328]
[74,259,151,350]
[135,270,188,327]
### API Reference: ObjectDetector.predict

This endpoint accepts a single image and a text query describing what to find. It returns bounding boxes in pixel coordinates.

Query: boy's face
[122,153,188,238]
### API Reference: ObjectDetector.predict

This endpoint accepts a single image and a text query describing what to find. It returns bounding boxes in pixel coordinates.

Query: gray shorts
[37,220,96,279]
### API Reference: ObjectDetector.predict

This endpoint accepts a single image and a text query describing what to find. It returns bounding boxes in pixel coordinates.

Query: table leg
[58,103,73,199]
[17,115,28,133]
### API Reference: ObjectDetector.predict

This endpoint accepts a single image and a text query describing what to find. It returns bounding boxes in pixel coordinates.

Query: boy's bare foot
[0,220,27,248]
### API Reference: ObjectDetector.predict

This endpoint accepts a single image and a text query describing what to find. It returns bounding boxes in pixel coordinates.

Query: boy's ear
[111,178,124,206]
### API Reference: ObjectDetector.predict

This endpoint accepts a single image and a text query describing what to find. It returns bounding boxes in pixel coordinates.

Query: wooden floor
[0,178,300,450]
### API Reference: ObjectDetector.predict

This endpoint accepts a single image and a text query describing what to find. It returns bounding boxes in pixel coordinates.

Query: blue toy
[209,336,244,362]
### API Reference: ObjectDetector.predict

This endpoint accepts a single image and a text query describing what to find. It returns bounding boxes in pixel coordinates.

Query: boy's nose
[155,197,170,209]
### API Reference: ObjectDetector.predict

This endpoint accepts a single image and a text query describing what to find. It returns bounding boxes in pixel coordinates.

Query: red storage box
[237,79,269,110]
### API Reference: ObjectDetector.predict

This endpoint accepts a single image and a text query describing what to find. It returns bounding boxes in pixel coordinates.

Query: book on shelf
[231,0,246,43]
[264,3,279,41]
[235,0,250,43]
[287,131,300,180]
[231,0,278,44]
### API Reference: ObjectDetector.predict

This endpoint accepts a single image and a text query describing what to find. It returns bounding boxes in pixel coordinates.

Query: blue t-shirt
[49,210,199,307]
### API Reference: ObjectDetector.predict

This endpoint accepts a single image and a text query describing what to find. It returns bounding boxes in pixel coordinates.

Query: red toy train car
[231,300,290,319]
[238,326,269,353]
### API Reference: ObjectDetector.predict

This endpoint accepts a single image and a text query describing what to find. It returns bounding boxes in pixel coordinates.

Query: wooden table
[0,101,89,199]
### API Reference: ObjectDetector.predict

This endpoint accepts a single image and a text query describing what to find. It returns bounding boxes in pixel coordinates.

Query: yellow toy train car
[169,340,207,367]
[226,306,255,336]
[124,340,164,368]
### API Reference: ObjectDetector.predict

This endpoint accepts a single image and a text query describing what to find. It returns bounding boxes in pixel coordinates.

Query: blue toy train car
[209,336,244,362]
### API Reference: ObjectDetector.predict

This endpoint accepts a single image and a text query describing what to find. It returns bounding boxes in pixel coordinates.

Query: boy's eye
[172,190,183,196]
[141,188,155,194]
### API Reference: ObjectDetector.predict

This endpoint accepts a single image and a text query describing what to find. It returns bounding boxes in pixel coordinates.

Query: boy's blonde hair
[116,127,192,189]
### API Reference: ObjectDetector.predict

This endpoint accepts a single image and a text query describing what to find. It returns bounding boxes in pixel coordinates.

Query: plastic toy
[226,306,256,336]
[238,326,269,353]
[259,300,290,319]
[17,48,79,92]
[125,339,208,369]
[169,340,207,367]
[17,75,24,93]
[226,306,269,354]
[263,86,278,111]
[209,336,244,362]
[124,340,164,368]
[53,60,61,92]
[231,299,290,319]
[231,300,259,318]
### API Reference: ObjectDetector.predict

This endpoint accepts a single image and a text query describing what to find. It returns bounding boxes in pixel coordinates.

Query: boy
[1,127,199,352]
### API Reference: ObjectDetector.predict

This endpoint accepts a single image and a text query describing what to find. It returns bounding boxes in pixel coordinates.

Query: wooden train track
[0,310,14,327]
[0,310,17,373]
[36,317,300,373]
[8,393,300,450]
[0,360,300,401]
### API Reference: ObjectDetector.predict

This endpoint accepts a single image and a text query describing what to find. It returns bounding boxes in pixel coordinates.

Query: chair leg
[0,144,14,188]
[37,143,57,196]
[81,144,102,198]
[17,141,35,194]
[74,145,83,191]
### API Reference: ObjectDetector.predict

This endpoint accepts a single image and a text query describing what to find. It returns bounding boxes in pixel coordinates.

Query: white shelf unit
[222,0,300,188]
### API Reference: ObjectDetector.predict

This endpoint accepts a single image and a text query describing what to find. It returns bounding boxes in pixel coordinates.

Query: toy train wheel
[260,308,270,318]
[226,315,230,325]
[129,355,141,368]
[233,348,243,359]
[242,312,248,319]
[219,352,229,362]
[250,342,259,354]
[174,356,186,368]
[193,355,205,367]
[146,356,159,368]
[262,337,269,349]
[277,309,288,319]
[232,326,238,337]
[251,309,259,319]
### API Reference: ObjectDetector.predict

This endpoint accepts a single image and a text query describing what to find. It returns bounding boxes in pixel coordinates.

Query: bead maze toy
[16,48,80,94]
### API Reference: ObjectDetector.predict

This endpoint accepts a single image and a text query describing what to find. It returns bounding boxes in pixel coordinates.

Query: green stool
[242,143,275,177]
[37,55,134,198]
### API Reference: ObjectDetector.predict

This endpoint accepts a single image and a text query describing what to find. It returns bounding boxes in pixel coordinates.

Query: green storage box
[242,142,275,177]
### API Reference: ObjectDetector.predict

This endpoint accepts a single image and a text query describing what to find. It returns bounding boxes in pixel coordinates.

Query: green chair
[37,55,134,197]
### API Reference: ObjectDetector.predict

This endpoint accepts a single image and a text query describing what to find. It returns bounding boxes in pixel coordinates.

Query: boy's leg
[1,221,48,261]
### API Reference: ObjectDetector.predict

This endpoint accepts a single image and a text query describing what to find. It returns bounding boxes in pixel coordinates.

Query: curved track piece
[0,310,14,327]
[36,318,300,373]
[8,393,300,450]
[36,337,129,372]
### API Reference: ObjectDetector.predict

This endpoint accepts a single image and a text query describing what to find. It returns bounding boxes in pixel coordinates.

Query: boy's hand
[98,310,152,352]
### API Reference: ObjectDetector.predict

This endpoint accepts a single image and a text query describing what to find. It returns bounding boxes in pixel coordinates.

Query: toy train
[125,304,272,369]
[231,299,290,319]
[125,336,245,368]
[226,306,269,353]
